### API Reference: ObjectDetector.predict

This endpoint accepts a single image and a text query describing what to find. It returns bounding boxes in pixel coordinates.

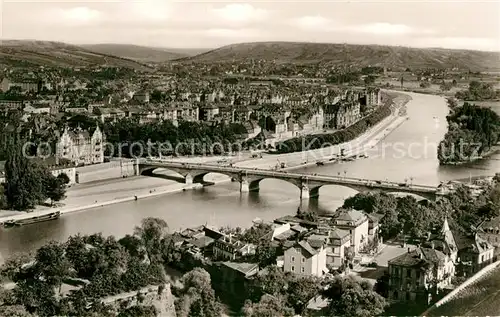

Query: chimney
[408,248,411,253]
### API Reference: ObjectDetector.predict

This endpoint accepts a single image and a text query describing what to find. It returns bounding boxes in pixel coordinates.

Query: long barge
[2,211,61,228]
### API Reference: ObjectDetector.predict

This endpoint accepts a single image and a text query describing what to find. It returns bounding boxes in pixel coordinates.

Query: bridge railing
[141,160,439,192]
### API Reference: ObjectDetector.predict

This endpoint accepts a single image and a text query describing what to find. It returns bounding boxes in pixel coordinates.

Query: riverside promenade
[0,92,411,224]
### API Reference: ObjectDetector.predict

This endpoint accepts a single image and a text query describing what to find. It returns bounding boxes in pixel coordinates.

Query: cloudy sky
[1,0,499,51]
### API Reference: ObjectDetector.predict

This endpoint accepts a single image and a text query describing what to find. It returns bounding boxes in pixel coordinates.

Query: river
[1,92,499,262]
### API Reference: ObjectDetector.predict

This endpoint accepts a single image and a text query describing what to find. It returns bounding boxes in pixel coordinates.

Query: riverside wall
[75,160,136,183]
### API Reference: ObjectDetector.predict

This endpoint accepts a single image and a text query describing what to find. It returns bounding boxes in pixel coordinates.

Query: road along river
[0,91,499,263]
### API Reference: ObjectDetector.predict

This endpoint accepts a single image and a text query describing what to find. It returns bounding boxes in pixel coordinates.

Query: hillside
[0,40,153,70]
[81,44,207,62]
[180,42,500,71]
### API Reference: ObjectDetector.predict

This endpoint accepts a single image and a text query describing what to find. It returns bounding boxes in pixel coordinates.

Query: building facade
[326,228,351,268]
[283,240,327,277]
[56,126,105,166]
[212,234,255,261]
[332,209,369,254]
[388,247,455,304]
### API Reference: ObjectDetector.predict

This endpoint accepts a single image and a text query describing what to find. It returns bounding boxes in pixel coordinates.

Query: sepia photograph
[0,0,499,316]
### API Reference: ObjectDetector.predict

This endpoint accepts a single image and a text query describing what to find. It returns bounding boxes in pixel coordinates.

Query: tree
[241,223,273,244]
[119,234,146,259]
[364,75,376,86]
[249,266,288,301]
[254,242,277,269]
[134,217,169,264]
[4,136,46,210]
[174,268,222,317]
[56,173,70,185]
[323,276,387,317]
[0,183,6,209]
[477,201,500,220]
[34,241,72,294]
[242,295,294,317]
[14,279,59,316]
[45,173,67,205]
[286,276,321,314]
[0,305,35,317]
[118,305,157,317]
[343,192,397,214]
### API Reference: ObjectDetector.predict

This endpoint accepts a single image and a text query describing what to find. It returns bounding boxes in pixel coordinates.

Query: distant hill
[180,41,500,71]
[0,40,153,70]
[81,44,209,62]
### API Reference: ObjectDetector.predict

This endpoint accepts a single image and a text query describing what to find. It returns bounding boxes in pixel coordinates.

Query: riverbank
[439,144,500,166]
[0,91,411,224]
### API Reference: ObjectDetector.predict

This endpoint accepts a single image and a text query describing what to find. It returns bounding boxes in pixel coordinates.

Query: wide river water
[1,92,499,261]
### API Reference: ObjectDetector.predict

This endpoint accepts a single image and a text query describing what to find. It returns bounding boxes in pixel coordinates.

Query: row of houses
[387,218,496,304]
[167,208,381,281]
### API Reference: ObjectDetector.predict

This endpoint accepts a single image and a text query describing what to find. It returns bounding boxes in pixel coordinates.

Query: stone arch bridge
[136,159,448,201]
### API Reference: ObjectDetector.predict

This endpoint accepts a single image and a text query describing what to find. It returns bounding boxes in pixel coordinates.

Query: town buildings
[332,209,369,254]
[0,77,41,93]
[455,233,494,276]
[212,234,256,261]
[388,247,454,304]
[325,228,351,269]
[56,126,105,166]
[477,216,500,256]
[283,239,328,277]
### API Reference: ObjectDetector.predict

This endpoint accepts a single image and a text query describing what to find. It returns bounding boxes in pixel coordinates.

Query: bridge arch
[240,175,304,194]
[188,171,236,184]
[139,165,187,178]
[139,165,238,185]
[304,183,362,199]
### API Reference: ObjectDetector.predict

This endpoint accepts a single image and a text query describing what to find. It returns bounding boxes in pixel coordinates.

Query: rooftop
[222,262,259,277]
[389,247,447,268]
[334,209,367,225]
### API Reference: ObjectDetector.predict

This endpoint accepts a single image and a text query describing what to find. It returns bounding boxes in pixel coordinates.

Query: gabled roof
[222,262,259,277]
[307,234,327,249]
[335,209,367,225]
[389,247,447,268]
[328,228,350,240]
[298,240,318,257]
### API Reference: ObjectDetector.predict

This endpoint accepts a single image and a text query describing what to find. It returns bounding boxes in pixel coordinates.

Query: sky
[1,0,499,51]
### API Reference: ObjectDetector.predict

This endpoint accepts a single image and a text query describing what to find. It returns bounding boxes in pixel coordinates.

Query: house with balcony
[326,227,351,269]
[454,231,494,277]
[388,247,455,304]
[332,209,369,254]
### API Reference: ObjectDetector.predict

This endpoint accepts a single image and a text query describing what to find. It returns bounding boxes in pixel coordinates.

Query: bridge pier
[300,184,320,200]
[134,159,140,176]
[240,179,260,192]
[185,174,193,185]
